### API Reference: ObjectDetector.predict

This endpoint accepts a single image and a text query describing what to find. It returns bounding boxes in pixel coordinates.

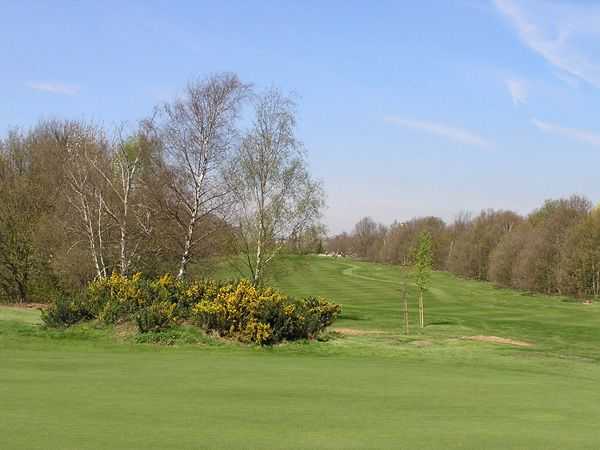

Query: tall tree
[0,133,38,302]
[61,122,111,279]
[157,73,249,278]
[229,88,324,286]
[0,127,64,301]
[88,132,148,276]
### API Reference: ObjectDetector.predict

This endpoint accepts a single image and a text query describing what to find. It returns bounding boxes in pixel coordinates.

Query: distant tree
[382,217,448,268]
[352,217,379,258]
[414,231,433,329]
[447,210,521,280]
[488,222,532,287]
[326,232,353,256]
[287,224,327,254]
[560,209,600,298]
[513,196,590,294]
[447,210,471,264]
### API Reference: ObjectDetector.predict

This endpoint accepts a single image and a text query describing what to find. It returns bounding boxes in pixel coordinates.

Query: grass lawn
[2,256,600,449]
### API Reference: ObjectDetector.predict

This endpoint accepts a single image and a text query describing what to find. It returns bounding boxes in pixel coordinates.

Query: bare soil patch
[332,327,386,336]
[465,335,533,347]
[409,339,433,347]
[1,302,48,310]
[114,322,137,340]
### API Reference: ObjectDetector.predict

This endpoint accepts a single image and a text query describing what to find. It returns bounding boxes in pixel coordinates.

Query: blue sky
[2,0,600,233]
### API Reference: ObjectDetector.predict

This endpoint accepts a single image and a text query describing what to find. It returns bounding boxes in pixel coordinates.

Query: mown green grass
[263,256,600,360]
[2,256,600,449]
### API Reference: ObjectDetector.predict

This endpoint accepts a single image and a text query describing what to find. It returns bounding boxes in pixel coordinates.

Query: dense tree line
[328,195,600,299]
[0,73,323,303]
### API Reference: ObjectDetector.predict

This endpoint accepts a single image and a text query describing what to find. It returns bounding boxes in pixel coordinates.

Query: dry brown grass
[332,327,386,336]
[465,335,533,347]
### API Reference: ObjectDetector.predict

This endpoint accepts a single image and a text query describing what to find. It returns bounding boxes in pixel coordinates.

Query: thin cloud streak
[532,119,600,147]
[385,116,492,148]
[494,0,600,88]
[26,82,80,95]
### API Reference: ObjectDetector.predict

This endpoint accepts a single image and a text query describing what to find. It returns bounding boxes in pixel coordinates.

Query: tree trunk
[13,270,28,304]
[402,286,409,335]
[82,197,104,279]
[177,189,200,280]
[418,290,424,329]
[120,224,128,275]
[253,237,262,286]
[177,218,195,279]
[96,201,107,278]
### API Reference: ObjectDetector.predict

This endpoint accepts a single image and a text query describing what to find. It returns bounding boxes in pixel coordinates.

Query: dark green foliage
[133,326,214,345]
[303,296,341,333]
[41,294,94,328]
[135,301,177,333]
[415,231,433,292]
[415,231,433,328]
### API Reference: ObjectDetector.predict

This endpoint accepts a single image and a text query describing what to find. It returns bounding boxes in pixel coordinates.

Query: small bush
[303,296,341,334]
[41,294,94,328]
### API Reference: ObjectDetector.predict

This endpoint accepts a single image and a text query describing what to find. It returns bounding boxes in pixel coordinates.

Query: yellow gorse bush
[46,273,340,343]
[87,272,147,323]
[192,279,340,345]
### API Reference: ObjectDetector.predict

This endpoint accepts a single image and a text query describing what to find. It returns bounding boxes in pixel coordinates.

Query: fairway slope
[2,255,600,449]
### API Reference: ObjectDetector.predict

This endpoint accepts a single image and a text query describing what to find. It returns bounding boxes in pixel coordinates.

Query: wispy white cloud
[554,71,580,89]
[385,116,492,148]
[494,0,600,88]
[26,82,80,95]
[505,78,527,105]
[532,119,600,147]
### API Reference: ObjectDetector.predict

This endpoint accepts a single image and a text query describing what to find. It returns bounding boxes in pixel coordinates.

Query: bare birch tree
[88,131,147,275]
[61,123,110,279]
[157,73,249,279]
[229,89,324,286]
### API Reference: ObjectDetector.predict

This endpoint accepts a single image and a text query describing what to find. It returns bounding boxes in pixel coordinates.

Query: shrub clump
[84,273,225,332]
[41,294,94,328]
[192,280,341,345]
[42,274,340,345]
